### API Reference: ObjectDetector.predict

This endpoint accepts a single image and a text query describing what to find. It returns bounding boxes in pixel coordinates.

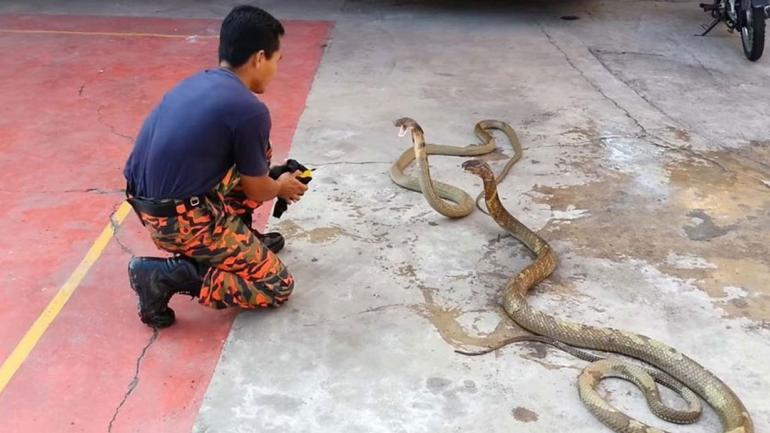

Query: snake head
[394,117,424,139]
[462,159,494,181]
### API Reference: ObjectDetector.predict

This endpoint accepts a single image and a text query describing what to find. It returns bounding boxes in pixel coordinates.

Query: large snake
[394,117,754,433]
[390,117,522,218]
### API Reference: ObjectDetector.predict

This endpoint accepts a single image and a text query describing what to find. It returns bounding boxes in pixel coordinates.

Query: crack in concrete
[537,24,770,191]
[644,141,770,193]
[97,104,135,144]
[109,200,136,257]
[577,47,759,181]
[588,47,688,131]
[107,329,158,433]
[307,160,391,167]
[527,134,650,149]
[77,67,106,98]
[86,187,124,194]
[302,303,410,327]
[622,136,770,192]
[0,187,124,194]
[537,26,689,156]
[112,231,135,257]
[667,36,721,85]
[537,24,661,143]
[584,49,666,58]
[76,67,137,147]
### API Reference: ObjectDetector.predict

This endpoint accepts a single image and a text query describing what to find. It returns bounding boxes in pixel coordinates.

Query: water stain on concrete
[683,210,733,241]
[530,136,770,322]
[560,121,599,143]
[253,393,305,413]
[512,406,539,423]
[462,380,477,393]
[396,263,417,278]
[411,284,528,349]
[276,220,346,244]
[426,377,451,393]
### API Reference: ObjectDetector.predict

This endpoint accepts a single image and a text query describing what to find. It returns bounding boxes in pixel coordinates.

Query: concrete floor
[3,1,769,432]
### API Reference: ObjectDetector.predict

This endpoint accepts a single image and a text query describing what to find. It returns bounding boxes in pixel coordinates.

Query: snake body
[392,118,753,433]
[462,158,753,433]
[391,118,521,218]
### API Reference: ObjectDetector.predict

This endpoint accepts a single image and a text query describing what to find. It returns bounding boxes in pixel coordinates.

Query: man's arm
[240,171,307,203]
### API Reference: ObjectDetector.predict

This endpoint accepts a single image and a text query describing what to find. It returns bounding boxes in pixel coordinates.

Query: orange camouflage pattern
[137,148,294,309]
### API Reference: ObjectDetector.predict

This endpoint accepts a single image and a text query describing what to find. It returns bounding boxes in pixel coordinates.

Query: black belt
[126,194,211,219]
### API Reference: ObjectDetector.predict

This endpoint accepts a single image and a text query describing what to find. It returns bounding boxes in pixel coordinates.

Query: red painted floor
[0,14,330,432]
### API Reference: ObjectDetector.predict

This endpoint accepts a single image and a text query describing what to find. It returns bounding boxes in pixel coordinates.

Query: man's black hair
[219,5,285,67]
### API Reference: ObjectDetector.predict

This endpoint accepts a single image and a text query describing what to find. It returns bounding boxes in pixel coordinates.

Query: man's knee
[270,267,295,305]
[237,266,294,309]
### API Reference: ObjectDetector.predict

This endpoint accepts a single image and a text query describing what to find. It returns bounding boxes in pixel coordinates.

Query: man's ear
[253,50,266,68]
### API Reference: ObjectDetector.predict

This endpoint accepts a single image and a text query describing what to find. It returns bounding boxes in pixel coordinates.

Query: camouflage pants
[136,167,294,309]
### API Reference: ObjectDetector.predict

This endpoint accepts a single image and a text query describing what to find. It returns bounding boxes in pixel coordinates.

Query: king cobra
[391,117,522,218]
[394,118,753,433]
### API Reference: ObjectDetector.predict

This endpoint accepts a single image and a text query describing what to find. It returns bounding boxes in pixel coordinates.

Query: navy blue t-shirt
[124,68,271,199]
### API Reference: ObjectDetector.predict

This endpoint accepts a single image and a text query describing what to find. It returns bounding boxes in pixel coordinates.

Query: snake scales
[392,117,753,433]
[389,117,522,218]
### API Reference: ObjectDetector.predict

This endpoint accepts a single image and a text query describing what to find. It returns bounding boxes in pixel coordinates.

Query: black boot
[127,256,204,329]
[254,231,285,254]
[240,212,285,254]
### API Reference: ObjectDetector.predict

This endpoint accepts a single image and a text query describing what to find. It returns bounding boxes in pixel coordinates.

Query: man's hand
[276,171,308,203]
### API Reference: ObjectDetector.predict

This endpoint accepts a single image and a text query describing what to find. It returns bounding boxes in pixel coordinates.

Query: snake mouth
[461,159,491,176]
[394,117,424,136]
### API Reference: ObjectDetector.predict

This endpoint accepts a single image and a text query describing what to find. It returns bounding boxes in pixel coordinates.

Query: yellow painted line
[0,29,218,39]
[0,201,133,394]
